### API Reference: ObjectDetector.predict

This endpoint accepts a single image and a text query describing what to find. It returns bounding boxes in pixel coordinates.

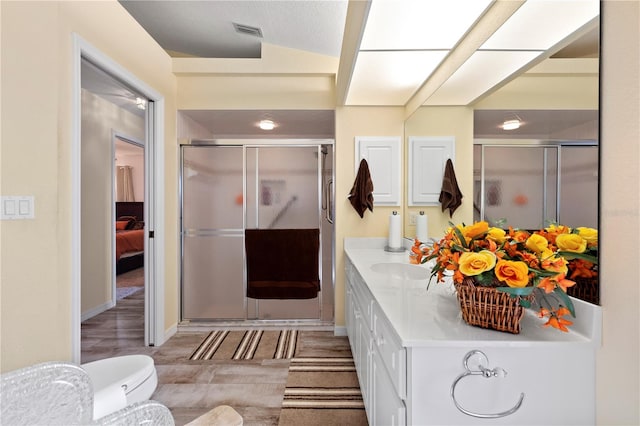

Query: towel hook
[450,350,524,419]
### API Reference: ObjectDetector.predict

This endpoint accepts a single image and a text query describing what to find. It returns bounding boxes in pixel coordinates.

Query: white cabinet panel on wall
[408,136,455,206]
[356,136,402,206]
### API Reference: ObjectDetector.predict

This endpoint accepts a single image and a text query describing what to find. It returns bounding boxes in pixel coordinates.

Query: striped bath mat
[189,329,298,361]
[278,357,367,426]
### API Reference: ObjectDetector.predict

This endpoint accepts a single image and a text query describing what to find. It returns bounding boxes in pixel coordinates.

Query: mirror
[403,20,600,305]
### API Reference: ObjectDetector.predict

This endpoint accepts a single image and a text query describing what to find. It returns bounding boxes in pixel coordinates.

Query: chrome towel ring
[450,350,525,419]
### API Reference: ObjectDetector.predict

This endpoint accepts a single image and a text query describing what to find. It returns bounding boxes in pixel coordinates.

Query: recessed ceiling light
[502,119,521,130]
[136,97,146,110]
[258,119,275,130]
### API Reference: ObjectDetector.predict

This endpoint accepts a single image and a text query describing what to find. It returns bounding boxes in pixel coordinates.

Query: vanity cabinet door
[358,318,373,418]
[372,348,406,426]
[373,305,406,399]
[345,285,356,355]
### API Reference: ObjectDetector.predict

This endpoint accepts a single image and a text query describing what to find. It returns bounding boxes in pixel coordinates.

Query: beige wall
[334,106,405,326]
[176,75,336,110]
[81,89,144,316]
[403,107,475,239]
[598,1,639,423]
[0,1,177,371]
[475,74,599,110]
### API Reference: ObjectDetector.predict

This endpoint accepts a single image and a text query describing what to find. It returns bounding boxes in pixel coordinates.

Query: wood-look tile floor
[81,290,356,426]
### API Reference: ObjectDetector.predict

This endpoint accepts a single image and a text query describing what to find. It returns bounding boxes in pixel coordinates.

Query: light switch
[19,199,30,215]
[1,196,34,219]
[3,199,16,216]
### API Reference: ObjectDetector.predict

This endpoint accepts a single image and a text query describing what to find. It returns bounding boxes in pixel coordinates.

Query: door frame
[180,139,334,323]
[71,34,166,362]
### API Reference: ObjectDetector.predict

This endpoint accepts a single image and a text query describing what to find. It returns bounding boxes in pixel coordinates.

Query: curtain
[116,166,135,201]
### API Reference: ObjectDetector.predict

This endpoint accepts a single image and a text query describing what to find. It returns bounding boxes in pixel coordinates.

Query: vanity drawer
[373,305,406,400]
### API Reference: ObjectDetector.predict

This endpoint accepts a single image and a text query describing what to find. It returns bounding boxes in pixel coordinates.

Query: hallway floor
[81,290,360,425]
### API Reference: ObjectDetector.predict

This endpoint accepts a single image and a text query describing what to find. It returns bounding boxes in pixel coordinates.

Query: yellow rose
[525,234,548,253]
[458,250,497,276]
[463,221,489,239]
[487,227,507,243]
[556,233,587,253]
[494,260,530,288]
[540,248,555,259]
[576,227,598,245]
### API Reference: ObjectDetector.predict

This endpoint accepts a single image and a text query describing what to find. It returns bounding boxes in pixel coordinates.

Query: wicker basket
[566,276,599,305]
[454,277,532,334]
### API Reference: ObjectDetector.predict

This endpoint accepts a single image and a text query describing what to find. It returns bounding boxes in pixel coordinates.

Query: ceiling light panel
[480,0,600,50]
[346,50,449,105]
[423,50,541,106]
[360,0,493,50]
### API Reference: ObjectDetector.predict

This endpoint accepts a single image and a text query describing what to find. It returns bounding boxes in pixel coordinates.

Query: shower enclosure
[181,140,334,322]
[473,141,598,229]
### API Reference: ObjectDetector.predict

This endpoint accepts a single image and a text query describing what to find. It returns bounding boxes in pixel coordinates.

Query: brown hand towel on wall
[439,158,463,217]
[348,159,374,218]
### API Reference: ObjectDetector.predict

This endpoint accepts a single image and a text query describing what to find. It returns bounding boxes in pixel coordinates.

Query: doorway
[180,141,335,323]
[113,135,145,307]
[72,35,166,362]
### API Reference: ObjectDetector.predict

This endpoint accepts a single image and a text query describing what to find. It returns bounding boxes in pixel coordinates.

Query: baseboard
[162,324,177,345]
[334,325,347,336]
[81,300,115,322]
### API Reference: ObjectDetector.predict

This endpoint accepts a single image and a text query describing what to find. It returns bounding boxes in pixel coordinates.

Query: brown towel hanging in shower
[348,159,374,218]
[439,158,463,217]
[245,228,320,299]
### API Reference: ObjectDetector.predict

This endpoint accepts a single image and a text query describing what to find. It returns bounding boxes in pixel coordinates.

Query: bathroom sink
[370,263,429,280]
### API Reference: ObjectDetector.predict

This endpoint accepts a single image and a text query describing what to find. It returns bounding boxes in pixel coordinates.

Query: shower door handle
[325,179,334,224]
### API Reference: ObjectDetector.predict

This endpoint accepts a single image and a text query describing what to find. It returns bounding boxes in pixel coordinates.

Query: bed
[115,202,145,275]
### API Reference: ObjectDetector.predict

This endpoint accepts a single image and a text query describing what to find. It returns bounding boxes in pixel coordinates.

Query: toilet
[81,355,158,420]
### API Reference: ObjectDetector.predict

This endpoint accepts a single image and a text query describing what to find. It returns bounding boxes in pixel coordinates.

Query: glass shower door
[481,145,558,229]
[181,146,245,319]
[246,146,321,320]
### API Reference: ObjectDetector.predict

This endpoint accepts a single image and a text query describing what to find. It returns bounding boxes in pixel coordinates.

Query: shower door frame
[474,139,598,229]
[180,138,335,324]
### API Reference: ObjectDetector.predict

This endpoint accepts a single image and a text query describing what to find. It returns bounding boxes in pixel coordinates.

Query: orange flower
[453,269,464,284]
[512,230,529,243]
[543,315,573,332]
[537,274,576,293]
[537,276,556,293]
[554,274,576,292]
[463,221,489,239]
[569,259,597,279]
[541,255,569,275]
[494,260,529,288]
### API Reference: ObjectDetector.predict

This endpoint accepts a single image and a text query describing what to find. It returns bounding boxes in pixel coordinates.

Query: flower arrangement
[411,221,598,332]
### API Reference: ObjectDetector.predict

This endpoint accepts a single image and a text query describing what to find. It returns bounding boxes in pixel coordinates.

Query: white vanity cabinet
[344,238,602,426]
[346,257,406,425]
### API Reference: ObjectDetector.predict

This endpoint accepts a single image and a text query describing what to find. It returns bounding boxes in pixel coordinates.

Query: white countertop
[345,238,602,348]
